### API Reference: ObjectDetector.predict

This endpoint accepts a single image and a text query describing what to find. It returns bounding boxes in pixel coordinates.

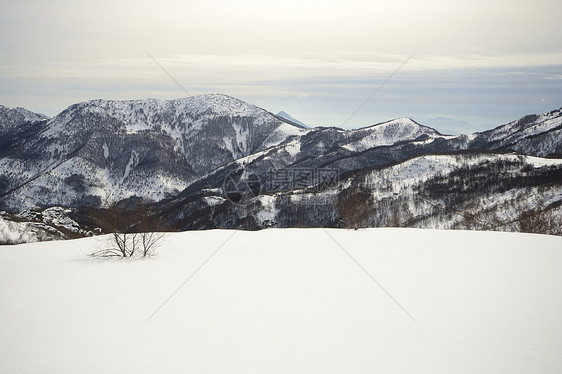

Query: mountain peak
[359,116,437,133]
[0,105,47,134]
[468,106,562,156]
[2,95,560,214]
[67,94,268,122]
[275,111,309,129]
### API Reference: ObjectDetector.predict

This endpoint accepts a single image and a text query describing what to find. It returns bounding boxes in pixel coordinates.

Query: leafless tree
[90,200,167,258]
[136,203,166,257]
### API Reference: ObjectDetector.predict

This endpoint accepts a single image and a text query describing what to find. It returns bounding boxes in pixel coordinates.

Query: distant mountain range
[1,95,561,241]
[415,117,494,135]
[275,111,310,129]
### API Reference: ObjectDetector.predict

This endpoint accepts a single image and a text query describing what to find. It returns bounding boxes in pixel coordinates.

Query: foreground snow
[1,228,561,373]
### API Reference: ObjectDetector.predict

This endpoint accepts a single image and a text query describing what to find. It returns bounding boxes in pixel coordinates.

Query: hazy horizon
[1,0,561,131]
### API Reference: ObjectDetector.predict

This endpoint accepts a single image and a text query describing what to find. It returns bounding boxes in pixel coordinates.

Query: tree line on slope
[334,158,562,236]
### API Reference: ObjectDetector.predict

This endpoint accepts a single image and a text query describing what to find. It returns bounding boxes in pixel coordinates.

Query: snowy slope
[0,207,91,244]
[0,95,303,211]
[276,111,309,128]
[198,117,450,186]
[157,152,562,232]
[0,214,64,244]
[340,117,447,152]
[38,94,293,162]
[354,153,562,229]
[0,229,561,373]
[361,153,562,195]
[259,121,309,150]
[0,105,47,132]
[469,108,562,156]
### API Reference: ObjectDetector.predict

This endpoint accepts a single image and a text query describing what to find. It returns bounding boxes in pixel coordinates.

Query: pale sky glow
[1,0,561,131]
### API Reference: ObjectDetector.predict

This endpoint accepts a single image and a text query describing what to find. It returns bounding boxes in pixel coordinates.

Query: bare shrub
[90,201,167,258]
[136,203,166,257]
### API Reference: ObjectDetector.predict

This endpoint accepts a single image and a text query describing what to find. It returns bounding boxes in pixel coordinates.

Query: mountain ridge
[0,94,306,211]
[1,95,561,236]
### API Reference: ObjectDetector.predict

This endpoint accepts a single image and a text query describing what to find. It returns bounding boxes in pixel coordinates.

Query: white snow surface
[1,228,561,373]
[0,105,47,127]
[259,122,308,150]
[203,196,226,206]
[342,117,442,152]
[12,107,47,122]
[484,108,562,142]
[364,153,562,194]
[0,215,62,243]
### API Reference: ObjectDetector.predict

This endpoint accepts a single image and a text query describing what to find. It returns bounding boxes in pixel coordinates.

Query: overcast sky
[1,0,561,131]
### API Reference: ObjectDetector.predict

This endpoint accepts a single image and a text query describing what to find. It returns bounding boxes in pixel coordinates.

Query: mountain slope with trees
[1,96,561,239]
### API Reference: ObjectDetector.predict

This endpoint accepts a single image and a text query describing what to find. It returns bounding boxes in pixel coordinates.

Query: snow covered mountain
[157,116,453,207]
[0,207,91,244]
[275,111,309,128]
[0,95,454,212]
[153,151,562,233]
[1,95,561,237]
[0,105,48,156]
[415,117,493,135]
[144,108,562,232]
[466,108,562,157]
[0,95,304,211]
[0,105,47,131]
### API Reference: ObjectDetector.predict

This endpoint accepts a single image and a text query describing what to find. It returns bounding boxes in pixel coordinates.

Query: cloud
[1,0,561,125]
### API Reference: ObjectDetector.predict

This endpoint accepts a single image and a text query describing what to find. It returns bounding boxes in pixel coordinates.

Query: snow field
[0,228,561,373]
